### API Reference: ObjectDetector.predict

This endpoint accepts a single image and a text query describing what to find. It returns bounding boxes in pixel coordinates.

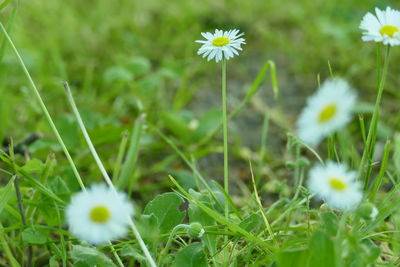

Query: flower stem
[0,22,86,191]
[108,241,125,267]
[63,82,157,267]
[221,59,229,219]
[129,221,158,267]
[359,46,391,189]
[157,224,188,265]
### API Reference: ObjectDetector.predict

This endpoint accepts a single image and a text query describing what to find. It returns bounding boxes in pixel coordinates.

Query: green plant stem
[63,82,157,267]
[249,160,276,245]
[170,175,274,252]
[221,59,229,219]
[0,222,20,267]
[63,82,115,188]
[0,22,85,191]
[255,111,269,186]
[157,224,188,265]
[128,221,157,267]
[359,46,391,189]
[26,152,56,220]
[117,114,145,189]
[53,201,67,267]
[0,0,18,61]
[335,212,349,267]
[112,130,129,184]
[13,176,32,267]
[151,125,224,211]
[194,60,279,150]
[108,241,125,267]
[369,140,391,201]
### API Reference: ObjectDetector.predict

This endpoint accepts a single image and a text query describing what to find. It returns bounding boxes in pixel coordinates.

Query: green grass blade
[117,114,145,189]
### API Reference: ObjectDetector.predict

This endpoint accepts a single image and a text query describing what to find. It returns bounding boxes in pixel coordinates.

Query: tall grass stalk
[359,46,391,189]
[63,83,157,267]
[0,22,86,191]
[116,114,145,189]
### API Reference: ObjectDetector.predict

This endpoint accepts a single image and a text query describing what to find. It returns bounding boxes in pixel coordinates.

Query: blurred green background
[0,0,399,203]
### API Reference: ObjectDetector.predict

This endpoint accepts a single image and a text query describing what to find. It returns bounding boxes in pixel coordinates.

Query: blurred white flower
[360,6,400,46]
[196,29,245,62]
[308,162,362,211]
[296,79,357,147]
[66,184,133,245]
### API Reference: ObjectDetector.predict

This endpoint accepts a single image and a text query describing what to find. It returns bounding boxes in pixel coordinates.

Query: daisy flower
[308,162,362,211]
[360,6,400,46]
[66,184,133,245]
[296,79,357,147]
[196,29,246,62]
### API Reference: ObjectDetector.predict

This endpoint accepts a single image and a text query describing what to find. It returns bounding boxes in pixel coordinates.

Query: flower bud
[357,203,378,220]
[188,222,205,238]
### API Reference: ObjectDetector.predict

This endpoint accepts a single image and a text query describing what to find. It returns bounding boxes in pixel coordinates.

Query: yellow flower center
[89,205,110,223]
[328,177,347,191]
[380,25,399,37]
[212,37,230,47]
[318,104,337,123]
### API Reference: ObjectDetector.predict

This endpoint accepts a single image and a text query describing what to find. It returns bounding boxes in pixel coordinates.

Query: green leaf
[125,57,151,76]
[49,256,58,267]
[275,248,309,267]
[193,109,221,141]
[170,170,197,191]
[0,175,16,215]
[0,0,13,10]
[320,211,338,236]
[143,192,185,233]
[138,74,161,94]
[103,66,133,84]
[188,190,216,255]
[138,213,160,241]
[309,230,335,267]
[160,110,193,141]
[49,176,70,196]
[21,228,48,245]
[170,176,272,250]
[239,213,263,232]
[21,158,44,174]
[172,242,208,267]
[70,245,116,267]
[72,261,90,267]
[120,244,147,263]
[87,124,123,146]
[54,115,79,149]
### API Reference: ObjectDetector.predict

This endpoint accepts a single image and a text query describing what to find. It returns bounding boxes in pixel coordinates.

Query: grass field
[1,0,400,266]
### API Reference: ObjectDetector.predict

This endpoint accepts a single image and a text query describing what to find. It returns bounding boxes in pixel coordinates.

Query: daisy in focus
[66,184,133,245]
[196,29,245,62]
[296,78,357,147]
[308,162,362,211]
[360,6,400,46]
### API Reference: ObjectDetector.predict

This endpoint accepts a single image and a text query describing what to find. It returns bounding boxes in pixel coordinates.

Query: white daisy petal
[296,78,357,147]
[66,184,133,245]
[360,6,400,46]
[195,29,246,62]
[308,162,362,211]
